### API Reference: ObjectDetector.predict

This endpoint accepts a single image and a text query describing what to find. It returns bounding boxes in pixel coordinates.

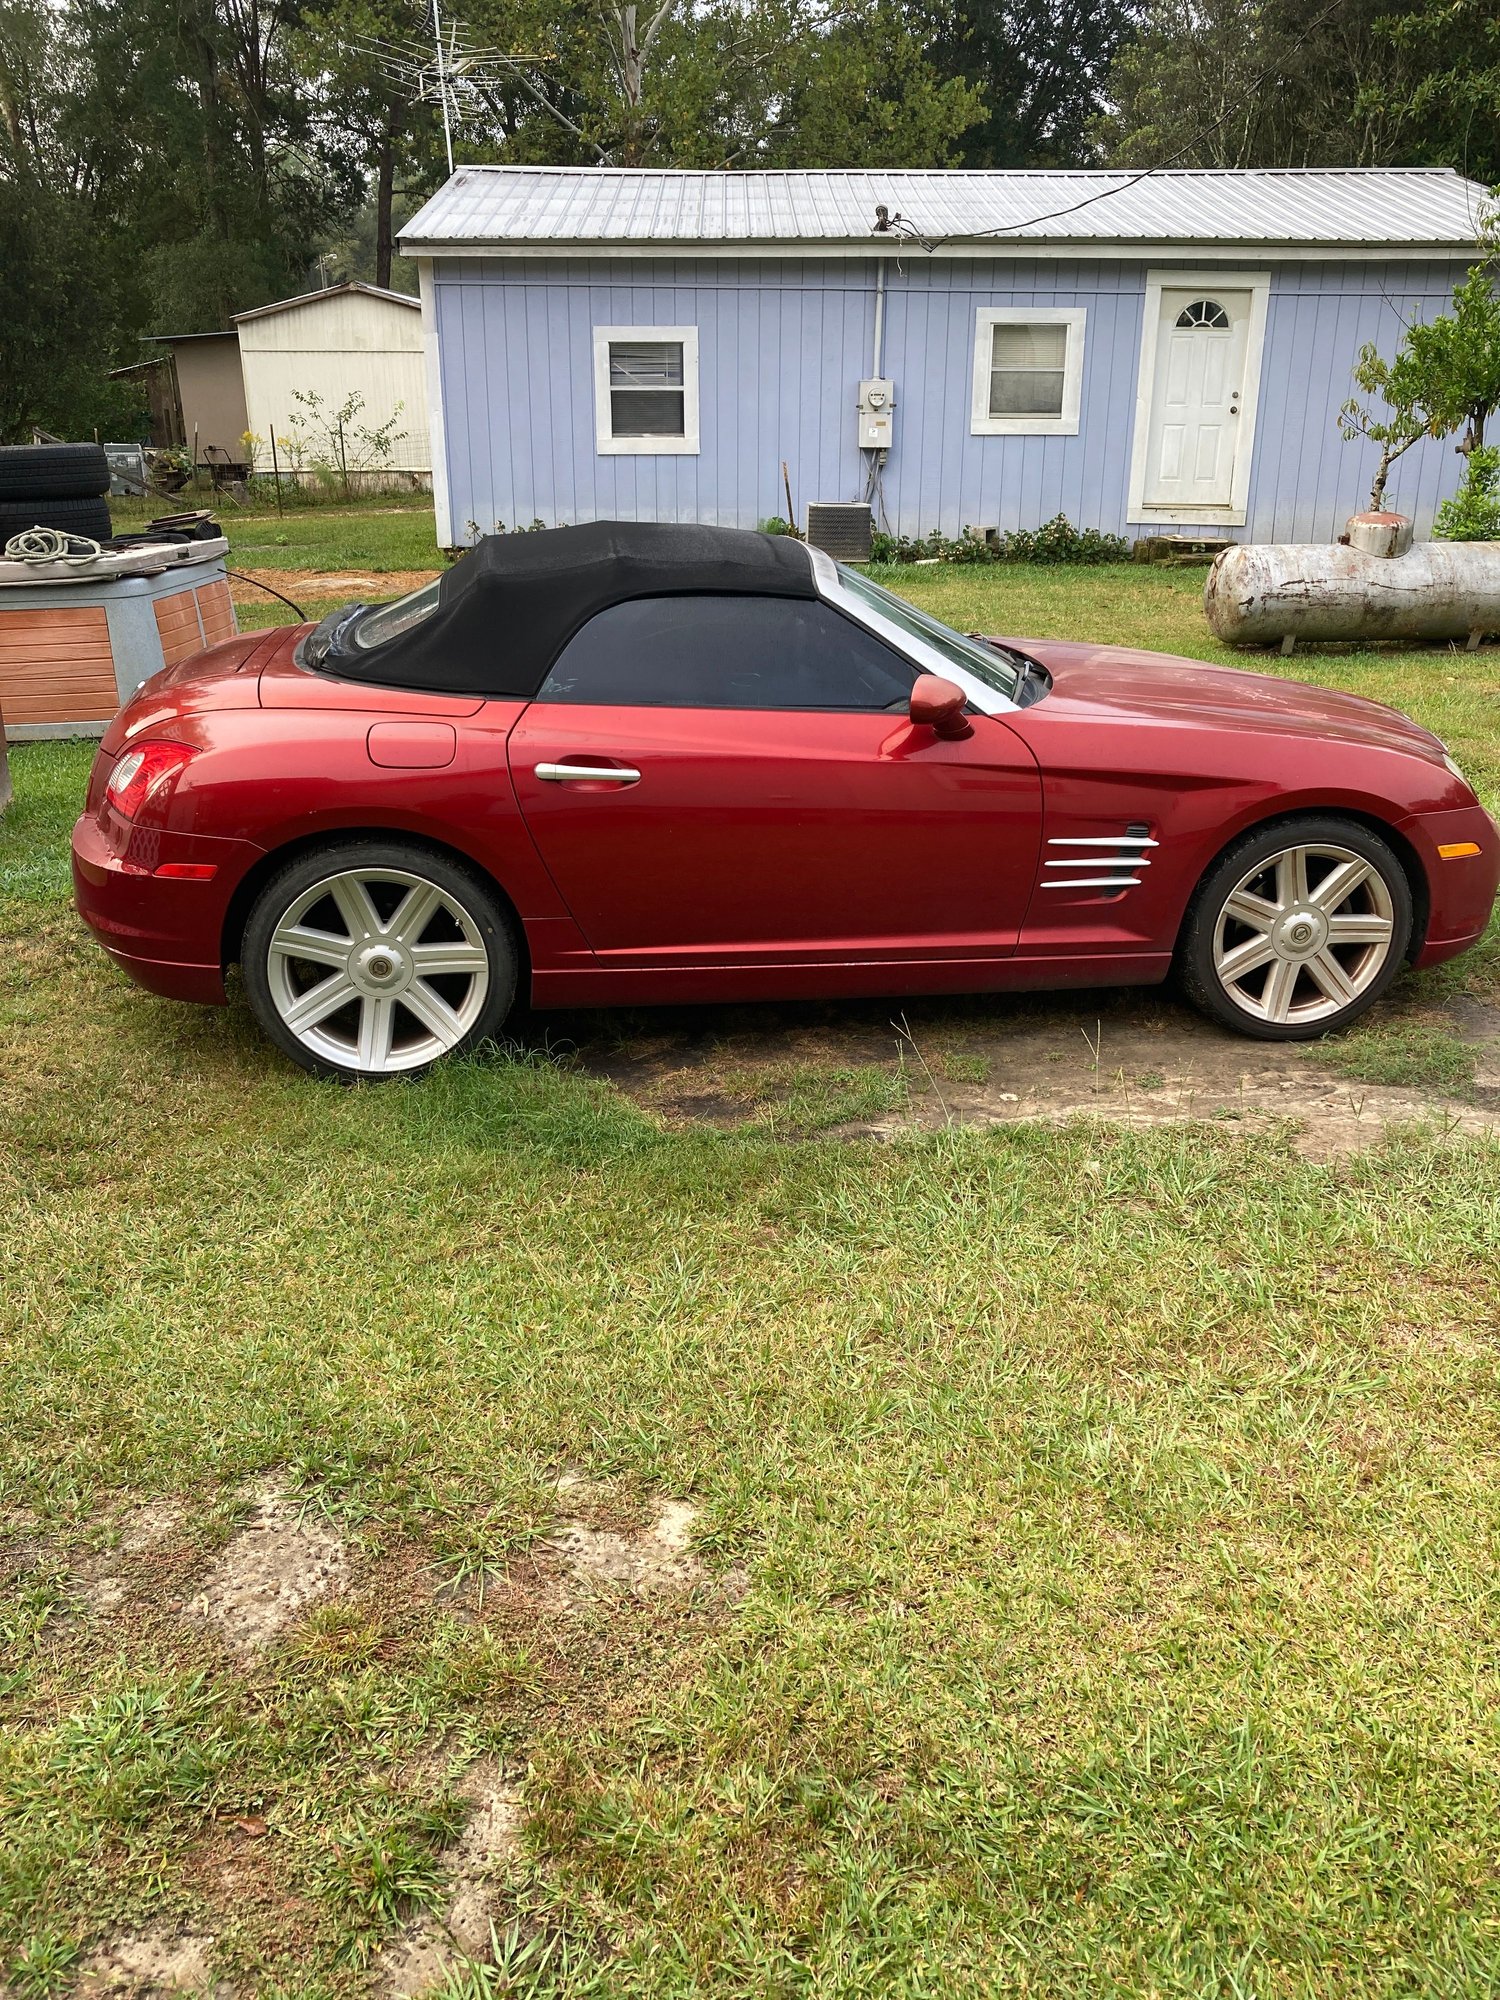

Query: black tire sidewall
[1180,815,1413,1041]
[242,841,518,1079]
[0,443,112,499]
[0,496,114,542]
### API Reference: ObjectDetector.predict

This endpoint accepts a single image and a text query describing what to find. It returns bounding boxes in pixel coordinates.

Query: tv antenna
[353,5,561,177]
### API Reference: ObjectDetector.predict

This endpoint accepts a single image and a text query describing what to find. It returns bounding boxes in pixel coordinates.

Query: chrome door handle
[535,763,642,784]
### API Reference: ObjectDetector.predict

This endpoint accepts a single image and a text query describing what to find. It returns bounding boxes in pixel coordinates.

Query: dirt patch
[379,1759,523,1996]
[118,1500,188,1554]
[546,1494,708,1601]
[187,1480,348,1655]
[70,1498,195,1618]
[563,985,1500,1160]
[229,567,438,609]
[75,1931,226,1996]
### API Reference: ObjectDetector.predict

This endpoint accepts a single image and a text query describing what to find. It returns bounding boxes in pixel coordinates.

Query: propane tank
[1205,513,1500,649]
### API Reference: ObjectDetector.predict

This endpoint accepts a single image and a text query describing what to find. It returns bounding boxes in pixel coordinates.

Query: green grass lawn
[111,492,445,575]
[3,561,1500,1996]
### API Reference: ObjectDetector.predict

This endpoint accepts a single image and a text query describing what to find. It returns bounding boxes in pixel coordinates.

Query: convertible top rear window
[349,578,442,650]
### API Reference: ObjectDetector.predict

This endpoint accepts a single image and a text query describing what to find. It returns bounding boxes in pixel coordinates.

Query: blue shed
[399,166,1487,549]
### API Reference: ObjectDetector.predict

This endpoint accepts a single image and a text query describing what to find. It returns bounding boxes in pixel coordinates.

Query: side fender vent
[1042,827,1158,893]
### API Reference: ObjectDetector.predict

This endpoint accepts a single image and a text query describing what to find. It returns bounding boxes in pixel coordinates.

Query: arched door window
[1175,299,1231,330]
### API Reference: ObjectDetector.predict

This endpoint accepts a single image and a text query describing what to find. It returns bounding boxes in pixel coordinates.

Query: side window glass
[537,596,916,710]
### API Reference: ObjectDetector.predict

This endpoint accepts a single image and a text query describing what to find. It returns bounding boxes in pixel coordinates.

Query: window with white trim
[593,325,700,455]
[970,307,1086,437]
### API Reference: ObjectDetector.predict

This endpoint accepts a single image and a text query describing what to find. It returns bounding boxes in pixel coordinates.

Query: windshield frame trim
[807,546,1017,714]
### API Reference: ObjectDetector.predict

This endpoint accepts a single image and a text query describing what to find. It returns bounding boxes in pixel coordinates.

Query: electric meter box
[857,377,895,450]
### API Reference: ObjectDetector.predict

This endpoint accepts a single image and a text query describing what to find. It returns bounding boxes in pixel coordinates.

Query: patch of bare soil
[378,1760,523,1997]
[229,567,438,608]
[74,1931,230,1996]
[562,986,1500,1161]
[186,1480,348,1655]
[68,1499,196,1620]
[545,1493,708,1601]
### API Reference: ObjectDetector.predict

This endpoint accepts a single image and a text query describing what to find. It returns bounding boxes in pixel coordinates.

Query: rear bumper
[71,811,261,1006]
[1400,802,1500,967]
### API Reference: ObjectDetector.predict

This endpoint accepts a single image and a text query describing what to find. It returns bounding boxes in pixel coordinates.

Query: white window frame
[593,324,700,456]
[970,307,1086,437]
[1125,268,1270,527]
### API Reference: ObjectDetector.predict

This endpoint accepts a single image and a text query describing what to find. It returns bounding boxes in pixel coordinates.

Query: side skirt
[529,952,1173,1009]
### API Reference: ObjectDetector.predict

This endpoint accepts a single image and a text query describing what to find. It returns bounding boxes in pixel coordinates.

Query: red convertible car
[74,522,1496,1080]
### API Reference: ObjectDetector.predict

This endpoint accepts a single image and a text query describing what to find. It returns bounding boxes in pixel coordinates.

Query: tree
[1401,266,1500,462]
[924,0,1134,168]
[1338,265,1500,511]
[1098,0,1419,169]
[294,0,454,289]
[416,0,982,169]
[1338,340,1441,513]
[1370,0,1500,186]
[0,176,144,440]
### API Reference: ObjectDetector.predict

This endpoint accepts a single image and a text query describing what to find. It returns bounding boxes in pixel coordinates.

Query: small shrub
[1433,445,1500,541]
[868,514,1129,566]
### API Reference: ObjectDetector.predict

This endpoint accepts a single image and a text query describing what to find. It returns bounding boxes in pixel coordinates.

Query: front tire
[1179,815,1412,1040]
[243,841,517,1079]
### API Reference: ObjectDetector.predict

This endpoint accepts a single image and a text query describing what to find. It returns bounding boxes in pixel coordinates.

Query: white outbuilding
[234,282,430,482]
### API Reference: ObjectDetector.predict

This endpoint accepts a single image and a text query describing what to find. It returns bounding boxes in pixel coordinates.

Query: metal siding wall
[240,295,430,473]
[430,254,1469,543]
[1242,262,1462,540]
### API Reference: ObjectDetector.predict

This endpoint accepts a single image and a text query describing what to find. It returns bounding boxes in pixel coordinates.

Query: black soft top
[321,519,817,696]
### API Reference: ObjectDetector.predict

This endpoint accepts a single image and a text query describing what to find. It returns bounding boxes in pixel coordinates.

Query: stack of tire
[0,444,113,550]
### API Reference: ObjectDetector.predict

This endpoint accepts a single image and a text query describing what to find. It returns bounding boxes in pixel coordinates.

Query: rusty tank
[1204,513,1500,650]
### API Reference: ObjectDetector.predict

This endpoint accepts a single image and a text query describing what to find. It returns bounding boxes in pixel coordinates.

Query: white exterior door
[1141,288,1252,513]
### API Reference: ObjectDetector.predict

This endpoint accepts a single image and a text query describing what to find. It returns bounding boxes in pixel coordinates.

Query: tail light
[104,741,199,821]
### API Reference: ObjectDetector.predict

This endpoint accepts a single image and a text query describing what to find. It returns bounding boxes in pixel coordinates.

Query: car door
[506,592,1043,968]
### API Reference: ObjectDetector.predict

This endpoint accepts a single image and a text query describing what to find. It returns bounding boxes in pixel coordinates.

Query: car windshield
[834,564,1022,700]
[348,577,443,651]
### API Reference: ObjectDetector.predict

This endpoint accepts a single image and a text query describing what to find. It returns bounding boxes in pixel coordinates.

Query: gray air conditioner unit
[805,503,873,562]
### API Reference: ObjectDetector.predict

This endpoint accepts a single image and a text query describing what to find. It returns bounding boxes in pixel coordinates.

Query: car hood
[998,635,1449,763]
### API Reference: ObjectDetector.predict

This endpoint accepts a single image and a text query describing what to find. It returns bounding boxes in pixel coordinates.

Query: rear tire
[243,841,518,1079]
[1179,815,1412,1040]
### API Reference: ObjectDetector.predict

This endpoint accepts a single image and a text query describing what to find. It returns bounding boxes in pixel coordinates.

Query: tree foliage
[5,0,1500,444]
[1338,265,1500,511]
[928,0,1134,168]
[1099,0,1500,181]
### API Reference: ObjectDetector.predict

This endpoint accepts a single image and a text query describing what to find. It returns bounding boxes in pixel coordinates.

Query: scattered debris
[187,1480,348,1655]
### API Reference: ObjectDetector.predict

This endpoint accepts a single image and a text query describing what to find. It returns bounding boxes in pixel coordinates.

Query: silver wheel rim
[1212,841,1396,1027]
[266,867,490,1074]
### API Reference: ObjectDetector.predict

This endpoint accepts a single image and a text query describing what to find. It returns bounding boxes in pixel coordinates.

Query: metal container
[1205,537,1500,649]
[0,539,235,738]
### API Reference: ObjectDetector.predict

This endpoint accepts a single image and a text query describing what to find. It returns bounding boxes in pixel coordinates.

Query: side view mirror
[909,673,973,740]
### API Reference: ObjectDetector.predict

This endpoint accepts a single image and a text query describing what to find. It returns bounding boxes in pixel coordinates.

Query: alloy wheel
[265,866,491,1074]
[1211,840,1397,1027]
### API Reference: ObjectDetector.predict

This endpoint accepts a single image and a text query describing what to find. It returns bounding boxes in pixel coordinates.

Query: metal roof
[232,281,420,324]
[400,166,1488,254]
[145,329,239,344]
